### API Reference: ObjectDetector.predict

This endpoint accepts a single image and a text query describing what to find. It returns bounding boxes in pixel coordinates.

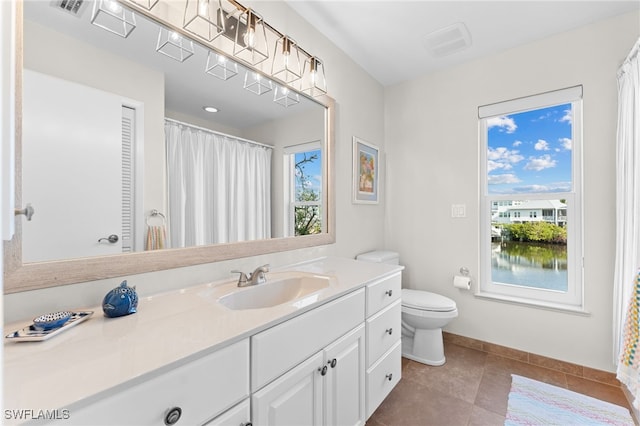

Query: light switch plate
[451,204,466,218]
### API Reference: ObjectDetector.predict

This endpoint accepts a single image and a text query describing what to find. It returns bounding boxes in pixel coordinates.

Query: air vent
[52,0,87,17]
[423,22,472,58]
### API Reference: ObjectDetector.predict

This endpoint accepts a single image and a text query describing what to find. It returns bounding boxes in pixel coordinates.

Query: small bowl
[33,311,72,331]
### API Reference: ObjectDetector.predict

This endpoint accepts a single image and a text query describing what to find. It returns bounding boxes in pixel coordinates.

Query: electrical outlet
[451,204,466,218]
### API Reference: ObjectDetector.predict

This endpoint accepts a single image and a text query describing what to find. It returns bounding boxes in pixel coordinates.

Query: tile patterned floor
[367,341,634,426]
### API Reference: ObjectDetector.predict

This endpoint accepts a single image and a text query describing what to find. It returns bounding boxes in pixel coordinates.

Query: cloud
[559,109,572,125]
[524,154,557,171]
[488,174,521,185]
[534,139,550,151]
[559,137,572,150]
[513,140,522,147]
[511,182,572,193]
[487,116,517,134]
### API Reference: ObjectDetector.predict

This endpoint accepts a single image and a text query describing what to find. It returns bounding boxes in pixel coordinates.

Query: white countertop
[4,257,402,413]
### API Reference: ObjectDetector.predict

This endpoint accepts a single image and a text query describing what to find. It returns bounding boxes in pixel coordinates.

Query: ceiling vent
[423,22,472,58]
[51,0,87,17]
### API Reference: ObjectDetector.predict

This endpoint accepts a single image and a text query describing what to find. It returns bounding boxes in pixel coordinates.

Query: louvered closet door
[22,70,123,261]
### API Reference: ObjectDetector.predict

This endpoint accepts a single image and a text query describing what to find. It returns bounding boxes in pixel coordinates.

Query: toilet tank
[356,250,400,265]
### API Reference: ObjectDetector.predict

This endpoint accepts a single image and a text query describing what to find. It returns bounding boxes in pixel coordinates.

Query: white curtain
[165,120,272,248]
[614,38,640,408]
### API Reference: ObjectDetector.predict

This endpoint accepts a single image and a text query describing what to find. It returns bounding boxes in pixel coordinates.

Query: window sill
[474,292,590,316]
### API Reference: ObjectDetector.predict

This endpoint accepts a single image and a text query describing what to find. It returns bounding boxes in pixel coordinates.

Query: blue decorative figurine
[102,280,138,318]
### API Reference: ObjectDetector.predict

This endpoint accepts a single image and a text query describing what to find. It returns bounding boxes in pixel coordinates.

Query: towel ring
[146,209,166,226]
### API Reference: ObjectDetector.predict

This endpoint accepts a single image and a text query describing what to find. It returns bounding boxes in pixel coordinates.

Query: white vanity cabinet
[251,289,366,426]
[54,339,250,426]
[364,272,402,418]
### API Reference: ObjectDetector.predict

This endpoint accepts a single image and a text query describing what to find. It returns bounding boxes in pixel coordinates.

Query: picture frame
[353,137,379,204]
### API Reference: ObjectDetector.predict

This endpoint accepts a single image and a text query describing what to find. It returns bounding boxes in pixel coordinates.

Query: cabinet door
[324,325,365,426]
[252,352,324,426]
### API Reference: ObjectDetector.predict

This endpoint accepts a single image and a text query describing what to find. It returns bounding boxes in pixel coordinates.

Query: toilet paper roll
[453,275,471,290]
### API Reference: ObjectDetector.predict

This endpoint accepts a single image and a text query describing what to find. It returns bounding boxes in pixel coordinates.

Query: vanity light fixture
[91,0,136,38]
[129,0,158,11]
[243,71,273,95]
[300,56,327,97]
[271,36,302,83]
[156,28,195,62]
[205,51,238,80]
[273,85,299,107]
[203,106,219,113]
[183,0,226,42]
[233,8,268,65]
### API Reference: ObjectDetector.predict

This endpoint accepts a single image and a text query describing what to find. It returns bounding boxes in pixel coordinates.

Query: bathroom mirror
[3,0,335,293]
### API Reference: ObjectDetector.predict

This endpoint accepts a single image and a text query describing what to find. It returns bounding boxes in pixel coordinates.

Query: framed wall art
[353,137,379,204]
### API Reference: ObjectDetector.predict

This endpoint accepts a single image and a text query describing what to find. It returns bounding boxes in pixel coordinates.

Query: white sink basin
[217,272,332,310]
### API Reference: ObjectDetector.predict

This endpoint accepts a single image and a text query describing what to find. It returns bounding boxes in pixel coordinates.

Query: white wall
[4,1,387,323]
[385,10,640,372]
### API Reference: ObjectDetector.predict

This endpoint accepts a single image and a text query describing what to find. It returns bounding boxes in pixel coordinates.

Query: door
[252,351,324,426]
[324,325,366,426]
[22,70,122,262]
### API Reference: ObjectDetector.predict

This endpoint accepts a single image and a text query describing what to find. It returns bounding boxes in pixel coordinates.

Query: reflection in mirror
[20,0,327,263]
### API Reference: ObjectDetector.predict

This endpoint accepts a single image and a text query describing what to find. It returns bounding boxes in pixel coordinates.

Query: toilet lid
[402,289,457,312]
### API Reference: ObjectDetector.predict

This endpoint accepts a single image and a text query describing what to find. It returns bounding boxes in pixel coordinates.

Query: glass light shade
[205,51,238,80]
[183,0,225,42]
[156,28,194,62]
[91,0,136,38]
[234,9,269,65]
[129,0,158,10]
[271,36,302,83]
[273,85,300,107]
[244,71,273,95]
[300,56,327,97]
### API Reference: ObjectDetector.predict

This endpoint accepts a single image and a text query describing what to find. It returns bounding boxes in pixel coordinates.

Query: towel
[145,225,166,250]
[618,269,640,409]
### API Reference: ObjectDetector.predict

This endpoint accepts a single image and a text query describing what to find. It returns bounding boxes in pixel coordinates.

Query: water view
[491,241,568,291]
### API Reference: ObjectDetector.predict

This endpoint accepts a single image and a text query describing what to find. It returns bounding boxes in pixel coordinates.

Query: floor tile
[370,342,633,425]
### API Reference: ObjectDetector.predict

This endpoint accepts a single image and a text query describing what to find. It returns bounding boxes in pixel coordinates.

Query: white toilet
[356,250,458,366]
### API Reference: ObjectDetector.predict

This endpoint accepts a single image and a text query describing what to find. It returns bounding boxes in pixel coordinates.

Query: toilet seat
[402,289,457,312]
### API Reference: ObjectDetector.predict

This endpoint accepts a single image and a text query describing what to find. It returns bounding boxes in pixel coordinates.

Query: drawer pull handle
[386,328,393,335]
[241,423,253,426]
[385,289,393,297]
[319,365,328,376]
[328,358,338,368]
[385,373,393,381]
[164,407,182,425]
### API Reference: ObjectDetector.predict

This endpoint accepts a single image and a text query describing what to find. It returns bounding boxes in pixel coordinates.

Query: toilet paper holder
[459,267,470,276]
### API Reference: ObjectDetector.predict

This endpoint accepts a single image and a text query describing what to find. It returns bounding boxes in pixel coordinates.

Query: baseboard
[443,332,619,386]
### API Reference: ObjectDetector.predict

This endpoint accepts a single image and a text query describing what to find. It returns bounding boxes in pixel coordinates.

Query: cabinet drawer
[366,273,401,316]
[61,339,250,426]
[252,288,365,392]
[204,398,250,426]
[366,341,401,419]
[366,300,401,367]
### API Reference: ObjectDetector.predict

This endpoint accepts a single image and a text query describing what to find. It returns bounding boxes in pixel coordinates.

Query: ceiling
[284,0,640,86]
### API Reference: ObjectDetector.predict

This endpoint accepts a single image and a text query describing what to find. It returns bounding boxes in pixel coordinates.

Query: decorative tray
[5,311,94,342]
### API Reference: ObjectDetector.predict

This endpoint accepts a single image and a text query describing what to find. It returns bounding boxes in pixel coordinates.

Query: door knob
[98,234,119,244]
[15,203,35,221]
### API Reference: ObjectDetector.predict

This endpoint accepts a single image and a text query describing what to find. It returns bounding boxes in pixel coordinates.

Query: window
[479,86,583,308]
[283,141,323,236]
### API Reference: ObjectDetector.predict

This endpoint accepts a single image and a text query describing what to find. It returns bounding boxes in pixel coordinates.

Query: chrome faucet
[231,264,270,287]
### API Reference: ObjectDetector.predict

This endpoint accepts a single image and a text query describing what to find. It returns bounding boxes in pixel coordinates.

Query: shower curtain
[165,120,272,248]
[614,38,640,410]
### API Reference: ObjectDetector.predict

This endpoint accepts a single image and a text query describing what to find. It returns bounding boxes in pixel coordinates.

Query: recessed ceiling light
[203,106,219,113]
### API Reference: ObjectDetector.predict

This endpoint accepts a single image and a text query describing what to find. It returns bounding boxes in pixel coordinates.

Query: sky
[487,103,573,194]
[295,149,322,198]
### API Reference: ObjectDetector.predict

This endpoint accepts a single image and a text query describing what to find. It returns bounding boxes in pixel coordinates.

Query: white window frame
[478,86,584,310]
[283,141,323,237]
